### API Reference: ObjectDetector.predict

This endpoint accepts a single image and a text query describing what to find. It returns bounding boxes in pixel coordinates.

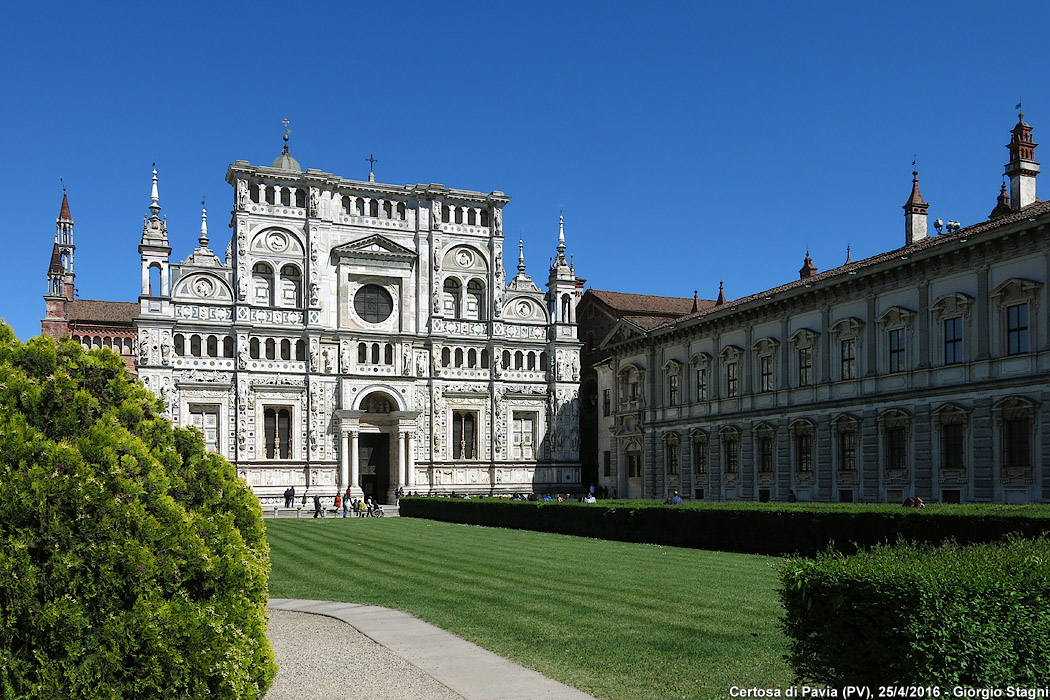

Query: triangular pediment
[599,319,647,349]
[332,234,417,262]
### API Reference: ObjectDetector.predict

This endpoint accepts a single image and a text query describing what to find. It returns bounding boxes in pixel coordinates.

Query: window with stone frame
[189,404,220,453]
[664,360,682,406]
[690,430,708,475]
[879,410,911,472]
[618,364,644,406]
[664,433,680,476]
[511,411,536,460]
[263,406,292,459]
[753,337,778,393]
[931,293,973,367]
[830,317,864,381]
[451,410,478,460]
[878,307,914,375]
[932,403,969,473]
[754,424,775,473]
[720,427,740,474]
[720,346,743,399]
[626,447,643,478]
[790,329,819,387]
[832,415,859,472]
[991,278,1041,358]
[690,353,711,402]
[791,420,815,472]
[602,389,610,416]
[994,397,1036,472]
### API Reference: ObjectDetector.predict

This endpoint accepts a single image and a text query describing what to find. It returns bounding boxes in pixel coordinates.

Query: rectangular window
[795,434,813,472]
[666,443,679,475]
[726,362,738,398]
[1004,418,1030,468]
[189,405,219,453]
[758,436,773,473]
[760,356,773,392]
[512,412,535,459]
[629,381,639,402]
[693,440,707,474]
[452,411,477,460]
[696,368,708,401]
[944,317,963,365]
[841,339,856,380]
[264,407,291,459]
[888,329,905,373]
[838,431,857,471]
[725,440,739,473]
[886,426,907,470]
[668,374,679,405]
[1006,303,1029,355]
[603,451,611,477]
[627,453,642,478]
[941,423,964,470]
[602,389,610,416]
[798,348,812,386]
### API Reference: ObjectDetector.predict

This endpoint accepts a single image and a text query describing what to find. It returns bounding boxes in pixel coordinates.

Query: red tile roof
[66,300,139,325]
[587,289,715,316]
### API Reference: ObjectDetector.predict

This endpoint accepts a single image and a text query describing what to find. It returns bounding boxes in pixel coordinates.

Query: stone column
[406,433,415,487]
[339,430,349,491]
[398,431,407,488]
[350,431,362,497]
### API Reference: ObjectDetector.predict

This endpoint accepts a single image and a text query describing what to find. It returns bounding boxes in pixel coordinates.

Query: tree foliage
[0,326,276,699]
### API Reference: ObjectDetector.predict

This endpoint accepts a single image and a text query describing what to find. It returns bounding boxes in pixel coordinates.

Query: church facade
[591,116,1050,505]
[51,138,584,505]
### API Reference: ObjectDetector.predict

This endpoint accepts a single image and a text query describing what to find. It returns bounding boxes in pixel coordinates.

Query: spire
[799,251,818,279]
[272,118,302,172]
[691,290,698,313]
[989,182,1012,219]
[904,170,929,245]
[845,245,853,265]
[58,190,72,223]
[198,200,209,249]
[716,281,726,306]
[517,239,526,275]
[1006,113,1039,211]
[366,154,378,183]
[150,166,161,215]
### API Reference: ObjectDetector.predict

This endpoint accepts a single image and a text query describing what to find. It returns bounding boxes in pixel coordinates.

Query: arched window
[396,202,406,220]
[443,205,452,223]
[454,207,463,224]
[371,343,380,365]
[294,189,306,208]
[190,335,202,357]
[264,407,291,459]
[481,349,489,368]
[480,210,490,227]
[174,334,185,356]
[467,209,477,225]
[206,335,218,357]
[502,350,511,370]
[149,264,162,296]
[466,279,485,321]
[455,348,464,368]
[281,339,291,360]
[280,188,291,206]
[514,351,523,370]
[527,352,536,371]
[468,348,477,368]
[384,344,393,365]
[452,412,476,459]
[442,347,451,367]
[296,340,306,361]
[280,265,301,308]
[369,199,379,217]
[340,197,350,215]
[382,201,393,218]
[355,198,365,216]
[358,342,367,364]
[265,185,276,205]
[561,294,572,323]
[540,352,549,371]
[223,336,234,358]
[265,338,276,360]
[443,278,462,318]
[253,263,274,306]
[250,338,260,359]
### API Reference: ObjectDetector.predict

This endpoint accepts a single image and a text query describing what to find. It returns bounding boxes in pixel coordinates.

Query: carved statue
[308,187,319,217]
[341,344,351,374]
[310,283,319,307]
[236,179,249,210]
[403,347,412,376]
[494,207,502,234]
[322,348,332,374]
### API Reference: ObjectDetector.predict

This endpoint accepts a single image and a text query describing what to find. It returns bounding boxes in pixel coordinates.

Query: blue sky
[3,1,1048,341]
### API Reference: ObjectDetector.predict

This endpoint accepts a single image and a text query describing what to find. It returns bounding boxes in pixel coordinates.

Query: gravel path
[264,609,465,700]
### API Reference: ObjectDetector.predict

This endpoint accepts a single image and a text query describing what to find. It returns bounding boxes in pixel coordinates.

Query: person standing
[312,494,322,519]
[670,490,683,505]
[289,485,296,508]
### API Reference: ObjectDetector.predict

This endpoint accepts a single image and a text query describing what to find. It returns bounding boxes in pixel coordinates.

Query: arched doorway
[358,391,397,502]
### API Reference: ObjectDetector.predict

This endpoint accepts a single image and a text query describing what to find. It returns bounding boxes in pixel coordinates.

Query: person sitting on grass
[584,493,597,504]
[670,490,683,505]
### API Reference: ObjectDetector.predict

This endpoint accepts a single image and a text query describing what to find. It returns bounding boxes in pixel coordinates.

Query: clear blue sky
[3,1,1047,341]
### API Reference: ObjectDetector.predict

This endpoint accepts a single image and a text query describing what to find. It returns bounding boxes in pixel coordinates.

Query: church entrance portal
[358,433,390,502]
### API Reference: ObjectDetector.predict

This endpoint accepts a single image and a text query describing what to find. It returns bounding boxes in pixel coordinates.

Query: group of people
[902,497,926,508]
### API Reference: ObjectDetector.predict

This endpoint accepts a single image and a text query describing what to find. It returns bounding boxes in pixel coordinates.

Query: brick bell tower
[42,191,76,339]
[1006,113,1039,211]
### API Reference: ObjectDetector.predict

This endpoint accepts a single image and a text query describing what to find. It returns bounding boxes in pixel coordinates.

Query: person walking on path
[313,494,322,518]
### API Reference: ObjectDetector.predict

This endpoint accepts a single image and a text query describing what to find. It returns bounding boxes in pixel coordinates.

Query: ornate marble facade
[134,141,583,504]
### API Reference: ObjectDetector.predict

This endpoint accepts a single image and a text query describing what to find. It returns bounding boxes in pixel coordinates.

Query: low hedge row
[396,498,1050,556]
[779,536,1050,687]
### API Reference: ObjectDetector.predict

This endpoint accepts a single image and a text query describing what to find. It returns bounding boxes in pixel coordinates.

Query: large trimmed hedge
[398,497,1050,555]
[0,327,276,699]
[779,537,1050,687]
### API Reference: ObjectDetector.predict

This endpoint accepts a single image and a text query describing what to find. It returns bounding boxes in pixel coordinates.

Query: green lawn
[266,517,793,700]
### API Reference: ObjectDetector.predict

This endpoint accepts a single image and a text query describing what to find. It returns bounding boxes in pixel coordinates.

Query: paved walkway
[267,599,597,700]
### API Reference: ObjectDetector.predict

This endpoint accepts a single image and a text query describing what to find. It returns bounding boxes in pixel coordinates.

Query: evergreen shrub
[397,497,1050,555]
[0,326,276,699]
[779,537,1050,688]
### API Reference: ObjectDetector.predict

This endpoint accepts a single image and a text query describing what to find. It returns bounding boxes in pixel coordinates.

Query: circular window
[354,284,394,323]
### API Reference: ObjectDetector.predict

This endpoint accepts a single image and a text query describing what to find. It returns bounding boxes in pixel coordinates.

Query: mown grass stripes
[266,518,792,700]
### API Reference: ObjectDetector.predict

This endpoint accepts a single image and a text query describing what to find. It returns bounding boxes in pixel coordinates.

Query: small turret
[1006,113,1039,211]
[799,251,818,279]
[903,171,929,245]
[139,167,171,298]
